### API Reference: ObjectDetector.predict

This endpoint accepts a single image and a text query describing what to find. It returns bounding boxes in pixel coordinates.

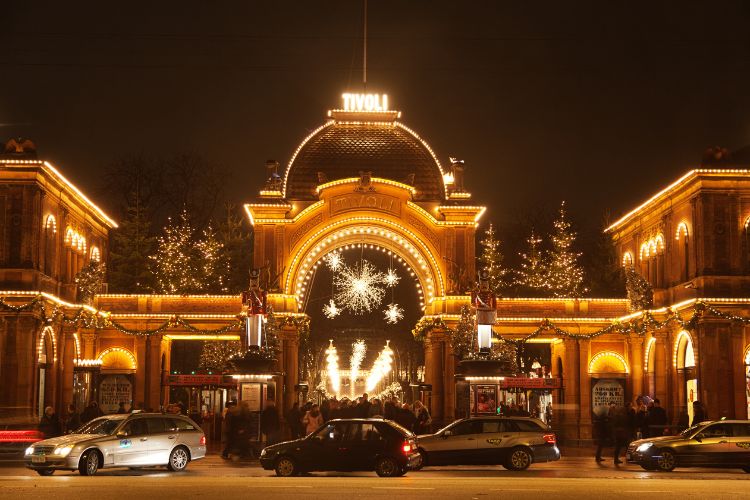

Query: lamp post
[473,270,496,354]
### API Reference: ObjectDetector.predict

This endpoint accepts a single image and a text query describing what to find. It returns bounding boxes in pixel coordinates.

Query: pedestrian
[80,401,103,423]
[594,406,611,462]
[302,404,324,435]
[395,403,416,430]
[646,398,668,436]
[690,400,706,427]
[64,403,81,433]
[220,400,236,459]
[635,400,648,439]
[612,405,630,464]
[288,402,303,439]
[39,406,62,438]
[368,398,384,418]
[413,400,432,435]
[116,401,128,414]
[260,400,281,446]
[358,393,372,418]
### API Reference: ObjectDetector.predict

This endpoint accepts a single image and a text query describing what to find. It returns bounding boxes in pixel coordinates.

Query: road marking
[242,485,313,488]
[372,487,435,490]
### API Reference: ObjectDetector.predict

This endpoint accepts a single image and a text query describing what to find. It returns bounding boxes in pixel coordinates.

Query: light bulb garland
[322,299,341,319]
[333,259,386,315]
[383,303,404,324]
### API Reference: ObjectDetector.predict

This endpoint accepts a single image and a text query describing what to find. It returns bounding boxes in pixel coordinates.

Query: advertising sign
[475,385,497,414]
[241,383,262,411]
[99,375,132,414]
[591,378,625,417]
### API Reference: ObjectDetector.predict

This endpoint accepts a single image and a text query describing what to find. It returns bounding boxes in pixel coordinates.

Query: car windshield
[435,420,464,435]
[75,417,123,435]
[680,423,707,437]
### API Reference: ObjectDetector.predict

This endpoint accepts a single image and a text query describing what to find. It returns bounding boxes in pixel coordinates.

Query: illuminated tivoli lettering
[342,93,389,112]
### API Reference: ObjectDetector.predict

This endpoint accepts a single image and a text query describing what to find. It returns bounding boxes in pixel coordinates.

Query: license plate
[626,453,631,460]
[31,455,46,464]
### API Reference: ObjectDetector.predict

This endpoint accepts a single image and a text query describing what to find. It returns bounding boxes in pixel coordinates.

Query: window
[450,420,482,435]
[732,424,750,438]
[345,423,383,441]
[121,419,148,437]
[314,422,347,441]
[480,420,501,433]
[698,424,732,439]
[146,418,169,434]
[512,420,545,432]
[169,418,196,431]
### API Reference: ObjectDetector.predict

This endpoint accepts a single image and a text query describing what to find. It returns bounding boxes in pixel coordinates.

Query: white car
[25,413,206,476]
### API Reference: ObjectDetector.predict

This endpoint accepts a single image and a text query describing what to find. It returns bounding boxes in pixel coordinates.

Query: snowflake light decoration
[384,268,400,287]
[334,259,386,314]
[383,303,404,324]
[324,250,343,271]
[322,299,341,319]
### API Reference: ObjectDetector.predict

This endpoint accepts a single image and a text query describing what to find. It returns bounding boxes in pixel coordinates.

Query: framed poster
[99,375,133,414]
[591,378,625,417]
[475,385,497,414]
[241,383,262,411]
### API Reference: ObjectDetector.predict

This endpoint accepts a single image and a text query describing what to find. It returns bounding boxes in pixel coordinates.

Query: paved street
[1,455,748,499]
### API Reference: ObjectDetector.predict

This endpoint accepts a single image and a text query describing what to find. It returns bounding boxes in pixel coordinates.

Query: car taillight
[402,441,415,454]
[199,436,206,446]
[543,433,556,445]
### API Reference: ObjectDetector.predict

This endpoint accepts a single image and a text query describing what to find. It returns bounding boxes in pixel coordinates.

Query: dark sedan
[260,418,420,477]
[627,419,750,472]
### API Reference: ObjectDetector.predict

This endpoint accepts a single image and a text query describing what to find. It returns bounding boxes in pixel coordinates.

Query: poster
[591,378,625,417]
[745,364,750,419]
[99,375,132,414]
[241,383,262,411]
[686,379,698,424]
[475,385,497,414]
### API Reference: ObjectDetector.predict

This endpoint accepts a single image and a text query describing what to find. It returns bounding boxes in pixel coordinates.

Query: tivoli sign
[342,93,389,112]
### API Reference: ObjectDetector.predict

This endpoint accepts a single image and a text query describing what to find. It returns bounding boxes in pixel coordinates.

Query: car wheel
[506,447,532,471]
[375,457,400,477]
[35,469,54,476]
[167,446,190,472]
[274,456,298,477]
[413,449,427,470]
[79,450,101,476]
[657,449,676,472]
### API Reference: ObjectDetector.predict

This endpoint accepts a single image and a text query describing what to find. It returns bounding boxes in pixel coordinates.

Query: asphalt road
[1,456,748,499]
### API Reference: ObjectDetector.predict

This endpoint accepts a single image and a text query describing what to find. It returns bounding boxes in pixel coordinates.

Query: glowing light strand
[366,341,393,392]
[349,340,367,399]
[325,340,341,395]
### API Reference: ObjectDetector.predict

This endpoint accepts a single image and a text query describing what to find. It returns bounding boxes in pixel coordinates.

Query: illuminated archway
[745,345,750,418]
[588,351,629,374]
[673,330,696,369]
[622,251,634,268]
[37,326,57,364]
[98,347,137,371]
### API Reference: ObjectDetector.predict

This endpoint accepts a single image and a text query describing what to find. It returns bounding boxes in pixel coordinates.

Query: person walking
[39,406,62,438]
[612,405,630,464]
[220,400,236,459]
[690,400,707,427]
[302,404,324,435]
[594,406,612,462]
[646,398,668,436]
[260,400,281,446]
[64,404,81,433]
[413,400,432,435]
[288,402,303,439]
[80,401,103,423]
[635,400,648,439]
[367,398,384,418]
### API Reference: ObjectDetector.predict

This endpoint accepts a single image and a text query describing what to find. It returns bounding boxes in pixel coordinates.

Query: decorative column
[653,332,668,408]
[277,323,299,416]
[578,339,592,441]
[629,336,644,400]
[60,327,76,408]
[731,324,746,419]
[559,338,580,443]
[424,328,448,424]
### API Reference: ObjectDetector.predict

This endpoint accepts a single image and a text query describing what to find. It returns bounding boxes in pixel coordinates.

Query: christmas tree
[150,210,201,294]
[109,191,156,293]
[546,202,587,297]
[195,223,229,293]
[515,229,548,297]
[218,203,253,293]
[450,305,475,359]
[75,260,106,304]
[198,341,242,372]
[478,223,510,296]
[625,266,653,312]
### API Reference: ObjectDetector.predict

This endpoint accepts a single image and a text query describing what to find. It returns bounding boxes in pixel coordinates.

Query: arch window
[98,347,137,372]
[644,337,656,397]
[588,351,629,374]
[676,222,689,282]
[622,251,634,268]
[744,346,750,419]
[44,215,57,276]
[90,246,101,263]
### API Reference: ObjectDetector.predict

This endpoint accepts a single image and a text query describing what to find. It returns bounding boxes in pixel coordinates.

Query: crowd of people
[594,397,709,463]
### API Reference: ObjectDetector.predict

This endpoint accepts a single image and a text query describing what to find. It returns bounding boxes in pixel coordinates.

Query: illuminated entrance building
[2,101,750,447]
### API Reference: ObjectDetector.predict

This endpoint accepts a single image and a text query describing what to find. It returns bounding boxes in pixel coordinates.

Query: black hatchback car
[260,418,420,477]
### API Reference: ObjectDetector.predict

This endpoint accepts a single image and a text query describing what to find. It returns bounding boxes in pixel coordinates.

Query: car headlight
[54,445,74,457]
[636,443,653,453]
[25,446,34,456]
[260,448,267,457]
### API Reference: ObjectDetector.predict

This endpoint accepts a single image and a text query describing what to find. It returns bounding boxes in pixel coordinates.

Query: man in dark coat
[260,400,281,446]
[691,400,707,427]
[594,406,612,462]
[80,401,103,423]
[646,398,668,436]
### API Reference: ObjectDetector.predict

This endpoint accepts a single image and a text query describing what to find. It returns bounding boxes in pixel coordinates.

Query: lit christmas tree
[109,191,156,293]
[199,341,242,372]
[75,260,106,304]
[478,223,510,296]
[195,223,229,293]
[450,305,475,359]
[150,210,201,294]
[515,229,548,296]
[546,202,587,297]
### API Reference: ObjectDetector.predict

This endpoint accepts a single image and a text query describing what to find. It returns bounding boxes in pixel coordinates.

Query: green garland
[412,316,453,342]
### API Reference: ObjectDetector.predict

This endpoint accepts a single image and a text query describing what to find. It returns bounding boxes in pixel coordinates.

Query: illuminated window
[622,251,634,268]
[44,216,57,276]
[90,246,101,262]
[588,351,629,374]
[676,223,689,282]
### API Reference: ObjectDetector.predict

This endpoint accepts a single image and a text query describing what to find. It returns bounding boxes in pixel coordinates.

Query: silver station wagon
[25,413,206,476]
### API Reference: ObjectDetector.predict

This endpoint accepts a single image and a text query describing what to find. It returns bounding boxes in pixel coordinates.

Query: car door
[479,420,520,464]
[300,421,348,471]
[727,423,750,466]
[433,420,482,465]
[145,417,174,465]
[344,422,387,470]
[113,419,151,466]
[686,423,732,466]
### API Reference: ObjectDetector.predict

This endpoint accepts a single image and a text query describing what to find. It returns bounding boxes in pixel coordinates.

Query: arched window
[622,251,634,268]
[676,223,689,283]
[43,215,57,276]
[654,234,665,288]
[90,246,101,263]
[745,346,750,418]
[644,337,656,397]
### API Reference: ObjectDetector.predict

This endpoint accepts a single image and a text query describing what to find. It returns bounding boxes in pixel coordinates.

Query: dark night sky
[2,1,750,232]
